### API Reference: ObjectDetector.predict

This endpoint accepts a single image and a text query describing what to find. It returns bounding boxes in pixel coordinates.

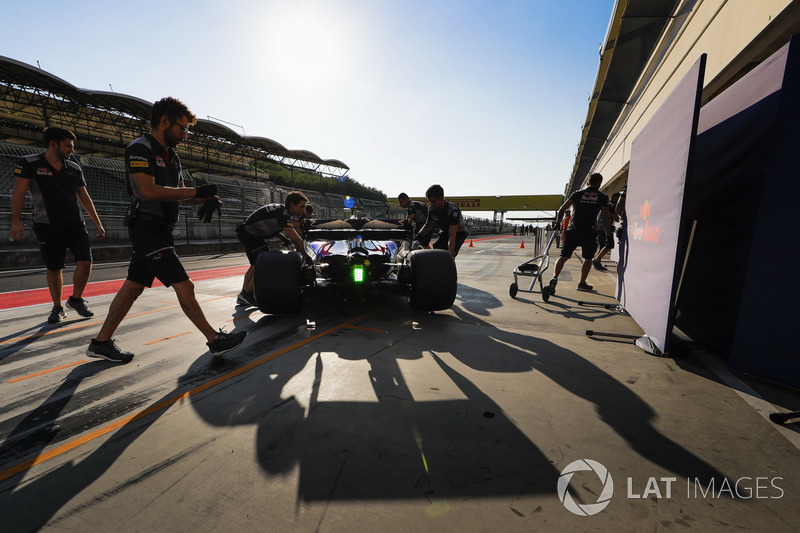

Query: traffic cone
[469,239,474,247]
[519,239,525,249]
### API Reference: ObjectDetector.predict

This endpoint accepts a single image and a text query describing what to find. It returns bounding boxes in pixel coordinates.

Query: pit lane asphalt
[1,236,800,532]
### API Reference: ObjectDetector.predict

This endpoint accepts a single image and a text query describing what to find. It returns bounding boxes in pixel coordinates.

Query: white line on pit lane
[475,244,509,254]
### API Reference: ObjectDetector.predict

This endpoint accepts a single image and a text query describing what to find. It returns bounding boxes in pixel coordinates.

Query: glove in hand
[195,184,218,198]
[197,198,220,223]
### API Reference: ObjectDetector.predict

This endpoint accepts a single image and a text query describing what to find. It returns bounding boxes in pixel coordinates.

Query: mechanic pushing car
[397,192,431,248]
[414,184,469,258]
[235,191,310,307]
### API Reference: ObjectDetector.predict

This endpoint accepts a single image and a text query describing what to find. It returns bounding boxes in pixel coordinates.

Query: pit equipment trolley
[509,227,559,302]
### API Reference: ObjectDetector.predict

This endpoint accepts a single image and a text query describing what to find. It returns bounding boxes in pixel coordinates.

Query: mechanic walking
[86,97,246,363]
[550,172,612,292]
[10,127,106,323]
[414,184,469,258]
[235,192,309,307]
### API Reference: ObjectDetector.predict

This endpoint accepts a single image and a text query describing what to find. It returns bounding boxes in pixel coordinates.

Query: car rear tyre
[408,249,457,311]
[254,250,304,314]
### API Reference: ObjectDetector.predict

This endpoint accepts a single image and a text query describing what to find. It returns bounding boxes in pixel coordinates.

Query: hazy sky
[3,0,613,216]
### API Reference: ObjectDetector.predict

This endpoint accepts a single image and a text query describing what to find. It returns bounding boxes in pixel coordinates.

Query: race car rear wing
[303,218,412,242]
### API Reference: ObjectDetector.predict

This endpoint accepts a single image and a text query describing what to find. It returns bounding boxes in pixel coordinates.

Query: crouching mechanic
[87,97,247,363]
[414,184,469,258]
[235,191,310,307]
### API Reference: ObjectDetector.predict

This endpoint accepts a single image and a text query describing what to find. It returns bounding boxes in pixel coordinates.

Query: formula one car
[252,218,457,314]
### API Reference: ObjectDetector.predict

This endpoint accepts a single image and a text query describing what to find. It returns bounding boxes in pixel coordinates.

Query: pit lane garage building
[568,0,800,388]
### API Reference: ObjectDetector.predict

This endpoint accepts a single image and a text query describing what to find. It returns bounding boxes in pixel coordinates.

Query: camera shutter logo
[557,459,614,516]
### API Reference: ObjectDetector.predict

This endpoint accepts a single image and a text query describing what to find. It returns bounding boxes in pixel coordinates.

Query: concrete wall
[591,0,798,192]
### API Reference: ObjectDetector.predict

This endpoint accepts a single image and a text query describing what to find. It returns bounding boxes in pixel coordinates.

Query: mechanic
[592,191,621,271]
[87,97,247,363]
[10,127,106,323]
[549,172,612,293]
[397,192,431,248]
[414,184,469,258]
[235,191,309,307]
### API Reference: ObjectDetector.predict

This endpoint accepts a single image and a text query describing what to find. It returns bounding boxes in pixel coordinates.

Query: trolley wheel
[509,283,518,299]
[541,286,552,303]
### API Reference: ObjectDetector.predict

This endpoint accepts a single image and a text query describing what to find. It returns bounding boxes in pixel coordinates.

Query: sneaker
[548,277,558,294]
[236,291,257,307]
[87,338,134,363]
[66,296,94,317]
[47,306,67,324]
[577,281,594,292]
[592,260,608,271]
[207,329,248,356]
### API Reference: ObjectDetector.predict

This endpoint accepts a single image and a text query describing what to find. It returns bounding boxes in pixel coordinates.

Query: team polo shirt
[427,200,468,234]
[13,153,86,226]
[241,204,296,238]
[567,186,609,234]
[407,200,428,226]
[126,133,182,224]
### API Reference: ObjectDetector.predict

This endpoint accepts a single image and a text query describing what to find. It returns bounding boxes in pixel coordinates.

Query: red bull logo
[632,199,663,242]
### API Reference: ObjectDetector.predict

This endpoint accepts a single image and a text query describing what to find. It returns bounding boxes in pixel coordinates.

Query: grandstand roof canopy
[0,55,349,176]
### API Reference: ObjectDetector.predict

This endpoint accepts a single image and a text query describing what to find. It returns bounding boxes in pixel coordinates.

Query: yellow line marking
[143,332,191,345]
[7,360,90,383]
[0,308,383,482]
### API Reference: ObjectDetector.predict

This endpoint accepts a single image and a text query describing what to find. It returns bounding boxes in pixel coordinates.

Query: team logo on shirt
[582,191,599,204]
[36,168,53,176]
[155,156,166,167]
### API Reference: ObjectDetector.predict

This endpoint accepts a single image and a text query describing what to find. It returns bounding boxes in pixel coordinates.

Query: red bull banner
[617,56,706,355]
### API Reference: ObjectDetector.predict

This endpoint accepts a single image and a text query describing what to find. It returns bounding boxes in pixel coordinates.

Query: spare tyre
[254,250,304,314]
[408,249,457,311]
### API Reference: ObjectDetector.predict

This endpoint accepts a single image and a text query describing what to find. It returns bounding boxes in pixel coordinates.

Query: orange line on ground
[1,294,235,346]
[345,325,388,333]
[7,360,90,383]
[143,332,191,346]
[0,320,105,345]
[0,308,383,482]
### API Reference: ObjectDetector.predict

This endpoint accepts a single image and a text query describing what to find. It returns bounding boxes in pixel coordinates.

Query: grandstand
[0,55,507,247]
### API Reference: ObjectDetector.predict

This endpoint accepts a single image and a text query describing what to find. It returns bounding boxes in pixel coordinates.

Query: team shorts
[432,231,468,257]
[236,224,273,265]
[126,218,189,288]
[32,222,92,271]
[560,228,597,260]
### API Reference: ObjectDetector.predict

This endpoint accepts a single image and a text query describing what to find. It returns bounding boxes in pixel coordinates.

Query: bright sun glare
[264,3,356,80]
